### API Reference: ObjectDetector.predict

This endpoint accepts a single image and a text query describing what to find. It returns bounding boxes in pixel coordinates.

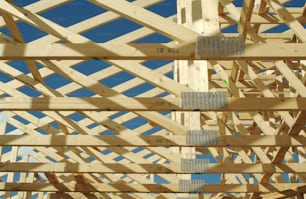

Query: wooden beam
[2,11,43,82]
[265,0,306,42]
[220,13,306,25]
[219,0,240,21]
[205,163,306,174]
[0,182,178,193]
[0,0,72,28]
[262,188,306,199]
[48,193,217,199]
[0,162,179,174]
[218,5,306,24]
[203,184,306,194]
[0,162,305,174]
[48,193,152,199]
[0,42,305,60]
[0,135,304,147]
[0,97,305,111]
[88,0,199,42]
[275,60,306,97]
[238,0,256,40]
[0,0,197,43]
[0,182,304,193]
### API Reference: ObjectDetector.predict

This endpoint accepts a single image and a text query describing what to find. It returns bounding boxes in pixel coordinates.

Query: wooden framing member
[0,42,305,60]
[262,187,306,199]
[264,0,306,42]
[0,135,304,147]
[0,182,304,193]
[238,0,255,40]
[1,7,43,82]
[48,193,221,199]
[88,0,199,42]
[0,0,72,28]
[0,162,305,174]
[0,97,305,111]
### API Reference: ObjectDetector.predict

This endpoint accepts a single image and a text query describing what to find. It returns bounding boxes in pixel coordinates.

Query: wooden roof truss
[0,0,305,198]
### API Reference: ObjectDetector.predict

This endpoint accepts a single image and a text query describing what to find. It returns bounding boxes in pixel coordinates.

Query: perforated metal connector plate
[195,36,244,58]
[179,180,205,192]
[181,158,209,173]
[181,92,228,110]
[186,130,218,146]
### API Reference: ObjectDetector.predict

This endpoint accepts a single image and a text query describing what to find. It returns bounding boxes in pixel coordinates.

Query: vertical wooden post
[175,0,220,197]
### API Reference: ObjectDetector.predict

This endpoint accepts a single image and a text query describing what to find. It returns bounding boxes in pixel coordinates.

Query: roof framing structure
[0,0,305,199]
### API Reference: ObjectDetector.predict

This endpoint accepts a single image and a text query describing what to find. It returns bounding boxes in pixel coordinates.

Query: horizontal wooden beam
[219,14,306,25]
[262,186,306,199]
[0,182,304,193]
[0,162,305,174]
[0,97,305,111]
[0,162,178,174]
[203,184,306,194]
[48,192,212,199]
[0,42,305,60]
[206,163,306,174]
[0,135,304,147]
